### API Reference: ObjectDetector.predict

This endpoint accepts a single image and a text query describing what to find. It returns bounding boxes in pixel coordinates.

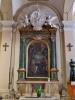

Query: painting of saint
[27,41,48,78]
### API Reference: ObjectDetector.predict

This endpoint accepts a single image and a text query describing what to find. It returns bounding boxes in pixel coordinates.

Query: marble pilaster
[13,29,20,91]
[56,29,62,82]
[59,24,67,88]
[0,21,14,97]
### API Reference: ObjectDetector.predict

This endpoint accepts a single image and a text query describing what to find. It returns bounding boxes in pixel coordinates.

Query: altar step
[19,97,58,100]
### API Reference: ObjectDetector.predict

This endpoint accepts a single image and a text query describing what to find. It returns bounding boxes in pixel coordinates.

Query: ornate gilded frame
[26,40,50,78]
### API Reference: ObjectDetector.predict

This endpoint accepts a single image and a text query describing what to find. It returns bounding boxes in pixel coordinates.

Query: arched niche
[13,3,63,31]
[13,2,66,91]
[14,2,62,22]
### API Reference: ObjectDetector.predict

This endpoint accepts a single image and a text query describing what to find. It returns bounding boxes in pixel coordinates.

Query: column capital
[59,23,64,33]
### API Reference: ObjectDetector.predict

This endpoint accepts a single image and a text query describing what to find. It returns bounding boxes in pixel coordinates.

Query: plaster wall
[63,21,75,82]
[0,23,12,95]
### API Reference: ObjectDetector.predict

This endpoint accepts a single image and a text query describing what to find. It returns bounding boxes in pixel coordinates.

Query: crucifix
[3,42,9,51]
[67,43,73,51]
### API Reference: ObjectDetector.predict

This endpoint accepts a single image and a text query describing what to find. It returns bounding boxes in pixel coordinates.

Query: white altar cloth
[19,97,57,100]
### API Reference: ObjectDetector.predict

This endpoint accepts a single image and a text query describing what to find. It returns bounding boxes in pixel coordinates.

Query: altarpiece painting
[26,40,49,78]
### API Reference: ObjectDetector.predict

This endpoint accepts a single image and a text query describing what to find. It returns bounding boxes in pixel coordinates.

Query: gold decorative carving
[19,25,57,34]
[18,68,26,72]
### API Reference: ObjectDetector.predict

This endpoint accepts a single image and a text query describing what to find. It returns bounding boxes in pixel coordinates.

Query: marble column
[50,33,57,68]
[56,28,62,83]
[14,29,20,91]
[50,33,58,80]
[9,25,16,91]
[18,37,26,80]
[1,0,12,20]
[19,38,26,68]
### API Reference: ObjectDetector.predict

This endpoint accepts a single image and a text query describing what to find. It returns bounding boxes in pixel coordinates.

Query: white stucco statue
[30,9,46,30]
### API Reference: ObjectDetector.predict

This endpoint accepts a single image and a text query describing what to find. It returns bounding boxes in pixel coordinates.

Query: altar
[16,11,60,99]
[17,81,60,100]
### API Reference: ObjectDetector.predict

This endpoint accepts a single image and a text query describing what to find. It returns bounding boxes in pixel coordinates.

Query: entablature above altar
[19,25,57,33]
[19,25,57,40]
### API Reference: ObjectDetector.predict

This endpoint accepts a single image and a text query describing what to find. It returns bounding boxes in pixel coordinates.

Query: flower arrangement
[35,85,42,97]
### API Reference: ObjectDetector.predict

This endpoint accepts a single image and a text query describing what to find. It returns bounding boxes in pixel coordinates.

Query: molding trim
[0,21,15,28]
[63,21,75,32]
[0,89,9,98]
[0,89,9,93]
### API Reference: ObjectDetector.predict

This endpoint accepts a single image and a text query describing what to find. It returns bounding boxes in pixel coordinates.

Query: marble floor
[1,96,75,100]
[18,96,75,100]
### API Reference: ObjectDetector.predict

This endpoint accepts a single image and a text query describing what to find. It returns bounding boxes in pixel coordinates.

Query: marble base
[17,81,60,100]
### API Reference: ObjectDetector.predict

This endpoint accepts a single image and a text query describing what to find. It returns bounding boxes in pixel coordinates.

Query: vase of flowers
[36,85,42,97]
